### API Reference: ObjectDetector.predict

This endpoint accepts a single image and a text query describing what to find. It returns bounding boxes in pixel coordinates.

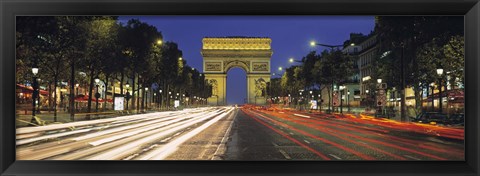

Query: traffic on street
[16,105,464,160]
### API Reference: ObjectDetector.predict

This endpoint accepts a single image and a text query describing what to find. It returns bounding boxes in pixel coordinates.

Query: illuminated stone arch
[202,37,272,105]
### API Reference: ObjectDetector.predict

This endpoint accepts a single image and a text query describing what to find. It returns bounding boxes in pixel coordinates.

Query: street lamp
[178,57,183,61]
[377,79,382,84]
[278,67,283,71]
[310,41,343,50]
[168,91,172,109]
[125,82,131,111]
[289,57,303,63]
[437,68,444,113]
[156,39,163,45]
[95,78,100,112]
[159,89,163,109]
[339,85,345,114]
[347,90,351,112]
[31,65,39,124]
[145,87,149,110]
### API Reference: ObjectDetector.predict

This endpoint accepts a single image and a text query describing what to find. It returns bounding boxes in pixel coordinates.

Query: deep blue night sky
[118,16,375,105]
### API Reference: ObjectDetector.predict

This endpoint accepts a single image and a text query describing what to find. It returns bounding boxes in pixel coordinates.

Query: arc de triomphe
[202,37,272,105]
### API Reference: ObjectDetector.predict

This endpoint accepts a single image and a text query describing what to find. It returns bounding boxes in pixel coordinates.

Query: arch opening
[226,67,247,105]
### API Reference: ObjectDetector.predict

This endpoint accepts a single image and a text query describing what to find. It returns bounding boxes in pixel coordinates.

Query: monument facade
[202,37,272,105]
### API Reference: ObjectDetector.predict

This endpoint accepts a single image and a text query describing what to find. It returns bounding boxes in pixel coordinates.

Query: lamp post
[339,86,345,114]
[377,79,382,117]
[168,91,172,109]
[125,82,130,111]
[176,93,180,106]
[31,65,39,124]
[437,68,444,113]
[159,89,162,110]
[309,90,313,110]
[399,42,406,122]
[347,90,350,112]
[95,78,100,112]
[317,94,321,111]
[299,91,303,110]
[145,87,149,111]
[75,83,79,112]
[430,82,435,111]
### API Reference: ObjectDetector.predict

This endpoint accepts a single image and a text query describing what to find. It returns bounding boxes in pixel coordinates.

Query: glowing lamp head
[310,41,316,46]
[436,68,444,76]
[31,67,39,75]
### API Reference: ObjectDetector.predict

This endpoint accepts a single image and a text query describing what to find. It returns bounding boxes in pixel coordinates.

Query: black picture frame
[1,0,479,175]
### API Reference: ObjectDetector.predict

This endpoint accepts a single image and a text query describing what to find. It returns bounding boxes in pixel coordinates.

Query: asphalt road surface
[16,106,464,160]
[16,107,235,160]
[224,107,464,160]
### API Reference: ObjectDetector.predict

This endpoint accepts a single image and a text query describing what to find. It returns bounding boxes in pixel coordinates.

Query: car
[448,113,464,126]
[411,112,449,125]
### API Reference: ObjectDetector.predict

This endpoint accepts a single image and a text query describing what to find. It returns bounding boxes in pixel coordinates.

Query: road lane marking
[293,114,311,118]
[279,149,292,159]
[289,132,294,135]
[212,109,237,160]
[304,140,310,144]
[358,141,368,145]
[329,154,342,160]
[404,155,421,160]
[271,142,279,147]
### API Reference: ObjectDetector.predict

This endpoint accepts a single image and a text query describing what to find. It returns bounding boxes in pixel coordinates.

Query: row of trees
[16,16,211,121]
[375,16,464,114]
[267,49,356,111]
[268,16,464,114]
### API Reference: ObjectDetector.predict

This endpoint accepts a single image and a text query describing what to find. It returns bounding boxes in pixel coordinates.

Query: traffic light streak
[257,110,449,160]
[244,109,377,160]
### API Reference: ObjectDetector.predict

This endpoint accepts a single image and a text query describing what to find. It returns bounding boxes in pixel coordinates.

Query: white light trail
[138,107,234,160]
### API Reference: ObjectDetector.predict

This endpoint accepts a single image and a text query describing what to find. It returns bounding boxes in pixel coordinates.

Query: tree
[78,17,119,118]
[443,35,464,88]
[312,49,356,111]
[376,16,464,112]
